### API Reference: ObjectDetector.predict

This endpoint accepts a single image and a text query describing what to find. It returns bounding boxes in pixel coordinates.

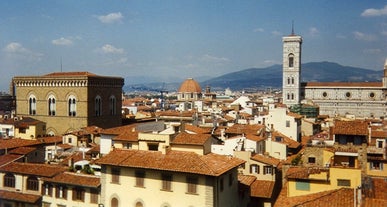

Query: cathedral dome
[178,78,202,93]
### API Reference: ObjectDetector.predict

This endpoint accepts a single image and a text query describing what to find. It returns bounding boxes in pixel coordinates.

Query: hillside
[124,61,383,92]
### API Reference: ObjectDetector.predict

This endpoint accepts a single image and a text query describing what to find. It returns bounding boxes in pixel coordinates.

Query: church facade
[12,72,124,135]
[282,33,387,118]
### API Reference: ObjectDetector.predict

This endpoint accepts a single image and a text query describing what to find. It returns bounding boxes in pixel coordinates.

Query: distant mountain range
[124,61,383,92]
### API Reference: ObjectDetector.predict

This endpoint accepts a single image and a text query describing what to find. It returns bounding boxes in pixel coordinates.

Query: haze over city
[0,1,386,91]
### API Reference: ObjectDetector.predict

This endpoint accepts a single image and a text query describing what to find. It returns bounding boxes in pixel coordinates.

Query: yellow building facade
[12,72,124,135]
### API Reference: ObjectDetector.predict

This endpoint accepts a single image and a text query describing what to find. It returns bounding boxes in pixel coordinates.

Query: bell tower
[282,28,302,107]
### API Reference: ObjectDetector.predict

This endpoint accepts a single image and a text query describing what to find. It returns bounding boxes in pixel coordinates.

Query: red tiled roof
[245,134,265,142]
[251,154,280,166]
[238,175,256,186]
[101,124,138,135]
[251,180,275,198]
[172,132,211,146]
[272,131,300,149]
[226,124,265,135]
[304,81,382,87]
[0,190,41,203]
[286,166,329,179]
[0,138,40,150]
[96,149,245,176]
[0,154,23,167]
[184,124,212,134]
[43,172,100,188]
[333,120,369,136]
[274,183,355,207]
[9,147,36,155]
[113,130,139,142]
[0,162,67,177]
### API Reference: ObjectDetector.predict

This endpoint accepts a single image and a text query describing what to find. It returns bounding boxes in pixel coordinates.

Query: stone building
[12,72,124,135]
[282,32,387,118]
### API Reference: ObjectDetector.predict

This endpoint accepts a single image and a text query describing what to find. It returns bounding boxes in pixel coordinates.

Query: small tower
[282,26,302,107]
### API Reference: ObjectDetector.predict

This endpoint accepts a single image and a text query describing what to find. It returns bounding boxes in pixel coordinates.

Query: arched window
[291,77,294,84]
[109,96,116,115]
[291,93,295,100]
[68,96,76,116]
[111,197,119,207]
[95,96,102,116]
[4,173,15,188]
[29,95,37,115]
[287,93,290,100]
[135,201,143,207]
[27,176,39,191]
[48,95,56,116]
[287,77,290,84]
[288,54,294,68]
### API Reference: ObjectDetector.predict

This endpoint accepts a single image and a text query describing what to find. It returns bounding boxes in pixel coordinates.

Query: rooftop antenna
[60,57,63,72]
[291,20,295,35]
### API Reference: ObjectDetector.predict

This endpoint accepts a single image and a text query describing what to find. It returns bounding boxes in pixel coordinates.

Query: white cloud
[308,27,319,36]
[97,44,125,54]
[271,31,281,36]
[3,42,43,62]
[353,31,377,41]
[200,54,230,63]
[97,12,123,24]
[52,37,73,46]
[363,48,382,54]
[361,5,387,17]
[253,28,264,32]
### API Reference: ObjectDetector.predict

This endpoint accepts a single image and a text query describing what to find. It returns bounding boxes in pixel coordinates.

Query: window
[95,96,102,116]
[291,77,294,84]
[308,157,316,164]
[187,176,198,194]
[286,120,290,127]
[369,92,375,98]
[29,95,37,115]
[287,77,290,85]
[90,189,99,204]
[377,140,384,148]
[345,92,351,98]
[135,170,145,187]
[68,96,76,116]
[287,93,290,100]
[289,55,294,68]
[161,174,172,191]
[111,168,120,183]
[135,201,143,207]
[296,180,310,191]
[370,161,383,171]
[42,202,51,207]
[322,92,328,97]
[109,96,116,115]
[263,166,273,175]
[3,173,15,188]
[72,188,85,201]
[27,176,39,191]
[228,172,234,186]
[250,164,259,174]
[291,93,294,100]
[48,95,56,116]
[55,185,67,199]
[111,197,119,207]
[43,184,53,196]
[148,143,158,151]
[337,179,351,187]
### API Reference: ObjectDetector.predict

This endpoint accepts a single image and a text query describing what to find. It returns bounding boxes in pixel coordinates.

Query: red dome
[178,78,202,93]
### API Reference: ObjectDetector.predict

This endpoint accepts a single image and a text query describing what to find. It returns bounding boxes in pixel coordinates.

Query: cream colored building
[12,72,124,135]
[96,149,244,207]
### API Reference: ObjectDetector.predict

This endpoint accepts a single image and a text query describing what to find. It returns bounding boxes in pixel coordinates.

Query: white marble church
[282,32,387,119]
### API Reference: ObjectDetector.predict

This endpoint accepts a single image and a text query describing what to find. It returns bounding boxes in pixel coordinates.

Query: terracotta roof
[251,154,280,166]
[44,71,97,77]
[363,198,387,207]
[0,162,67,177]
[287,111,303,119]
[245,134,265,142]
[0,154,23,167]
[303,81,382,88]
[226,124,265,135]
[0,190,41,203]
[178,78,202,93]
[371,129,387,138]
[333,120,369,136]
[43,172,100,188]
[251,180,275,198]
[9,147,36,155]
[184,124,212,134]
[113,130,139,142]
[238,175,256,186]
[274,184,355,207]
[13,117,45,127]
[0,138,40,150]
[156,110,195,117]
[272,131,300,149]
[172,132,212,146]
[96,149,245,176]
[101,124,138,135]
[286,166,329,179]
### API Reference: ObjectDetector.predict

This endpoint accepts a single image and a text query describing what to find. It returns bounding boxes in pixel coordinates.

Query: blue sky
[0,1,386,91]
